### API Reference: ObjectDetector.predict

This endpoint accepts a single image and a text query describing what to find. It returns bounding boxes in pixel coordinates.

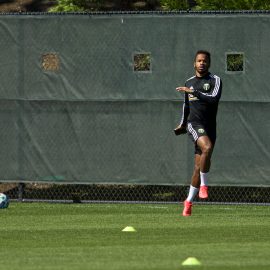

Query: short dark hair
[194,50,211,64]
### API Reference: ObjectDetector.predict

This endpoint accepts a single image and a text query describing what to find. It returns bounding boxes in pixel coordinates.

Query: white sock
[186,185,199,202]
[200,172,208,186]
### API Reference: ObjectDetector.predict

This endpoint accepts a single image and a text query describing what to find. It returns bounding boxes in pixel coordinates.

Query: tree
[49,0,161,12]
[49,0,84,12]
[195,0,270,10]
[49,0,270,12]
[160,0,189,10]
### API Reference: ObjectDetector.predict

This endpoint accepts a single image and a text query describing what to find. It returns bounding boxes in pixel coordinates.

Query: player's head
[194,50,211,76]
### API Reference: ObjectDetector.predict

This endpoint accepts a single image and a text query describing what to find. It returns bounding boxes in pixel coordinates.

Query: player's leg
[196,135,213,173]
[196,135,214,199]
[183,153,201,216]
[191,153,201,188]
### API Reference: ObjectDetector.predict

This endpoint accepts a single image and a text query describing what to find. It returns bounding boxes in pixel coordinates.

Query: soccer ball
[0,193,9,209]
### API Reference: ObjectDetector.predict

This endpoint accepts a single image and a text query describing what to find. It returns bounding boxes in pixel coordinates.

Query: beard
[196,66,209,76]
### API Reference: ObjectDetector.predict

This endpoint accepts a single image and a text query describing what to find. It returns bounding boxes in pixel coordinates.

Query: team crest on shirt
[198,128,205,134]
[203,83,210,91]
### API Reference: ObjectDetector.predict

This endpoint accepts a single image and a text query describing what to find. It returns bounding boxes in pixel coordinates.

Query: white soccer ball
[0,193,9,209]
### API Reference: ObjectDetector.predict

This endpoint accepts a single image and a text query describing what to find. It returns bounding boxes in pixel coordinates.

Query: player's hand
[176,86,194,93]
[174,125,187,136]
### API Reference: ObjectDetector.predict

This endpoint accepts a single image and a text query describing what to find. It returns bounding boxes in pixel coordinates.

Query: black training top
[179,72,222,128]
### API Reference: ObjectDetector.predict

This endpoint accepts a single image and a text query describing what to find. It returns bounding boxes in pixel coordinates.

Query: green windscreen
[0,13,269,186]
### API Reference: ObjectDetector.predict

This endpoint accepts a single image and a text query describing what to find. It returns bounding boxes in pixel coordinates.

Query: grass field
[1,202,270,270]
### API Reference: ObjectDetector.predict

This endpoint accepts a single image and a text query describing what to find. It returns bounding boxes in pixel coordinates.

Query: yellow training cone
[182,257,201,266]
[122,226,136,232]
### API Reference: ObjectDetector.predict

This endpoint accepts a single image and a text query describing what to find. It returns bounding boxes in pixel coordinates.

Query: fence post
[18,183,24,202]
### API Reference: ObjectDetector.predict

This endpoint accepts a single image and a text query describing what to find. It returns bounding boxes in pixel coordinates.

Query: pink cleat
[182,200,192,216]
[199,185,208,199]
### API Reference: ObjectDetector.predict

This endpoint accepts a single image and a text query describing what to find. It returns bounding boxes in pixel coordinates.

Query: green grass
[1,203,270,270]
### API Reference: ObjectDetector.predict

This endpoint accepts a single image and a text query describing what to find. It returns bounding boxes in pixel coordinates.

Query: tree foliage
[49,0,84,12]
[195,0,270,10]
[49,0,107,12]
[49,0,270,12]
[49,0,161,12]
[160,0,188,10]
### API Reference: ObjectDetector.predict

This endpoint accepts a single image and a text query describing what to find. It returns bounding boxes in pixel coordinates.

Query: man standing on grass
[174,50,222,216]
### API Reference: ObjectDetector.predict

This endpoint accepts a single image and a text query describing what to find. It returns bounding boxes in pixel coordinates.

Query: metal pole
[18,183,24,202]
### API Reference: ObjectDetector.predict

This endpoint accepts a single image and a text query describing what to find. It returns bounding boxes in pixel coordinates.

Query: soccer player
[174,50,222,216]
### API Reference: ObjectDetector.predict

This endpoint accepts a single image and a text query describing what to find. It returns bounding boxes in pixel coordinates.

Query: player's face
[194,54,210,76]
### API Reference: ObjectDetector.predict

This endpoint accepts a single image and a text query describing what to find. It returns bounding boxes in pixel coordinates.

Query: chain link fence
[1,182,270,204]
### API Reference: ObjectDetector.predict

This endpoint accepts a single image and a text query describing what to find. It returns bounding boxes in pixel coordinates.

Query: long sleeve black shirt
[180,72,222,129]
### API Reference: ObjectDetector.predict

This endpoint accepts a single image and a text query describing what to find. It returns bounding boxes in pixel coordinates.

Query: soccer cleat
[182,200,192,216]
[199,185,208,199]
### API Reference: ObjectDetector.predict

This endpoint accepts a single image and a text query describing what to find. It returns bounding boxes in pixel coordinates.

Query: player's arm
[193,76,222,104]
[177,76,222,104]
[174,92,189,135]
